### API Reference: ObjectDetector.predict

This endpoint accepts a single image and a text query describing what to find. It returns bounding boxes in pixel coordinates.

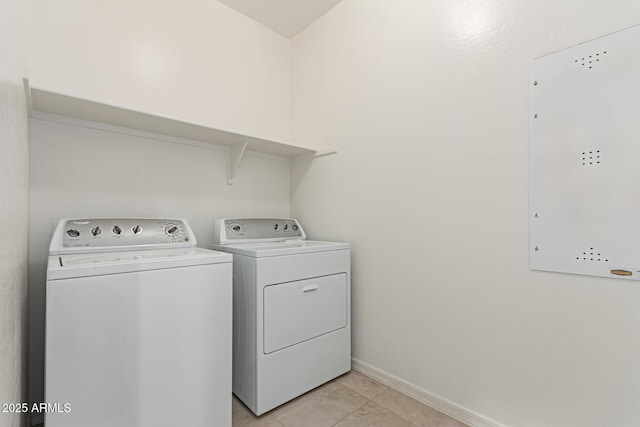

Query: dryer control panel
[50,218,197,254]
[214,218,306,244]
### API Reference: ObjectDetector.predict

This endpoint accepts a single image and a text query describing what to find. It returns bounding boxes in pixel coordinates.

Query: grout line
[339,369,449,427]
[360,372,465,427]
[330,388,371,427]
[352,359,504,427]
[338,369,392,401]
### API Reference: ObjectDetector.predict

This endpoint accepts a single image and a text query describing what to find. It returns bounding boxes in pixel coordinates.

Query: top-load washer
[46,218,233,427]
[212,218,351,415]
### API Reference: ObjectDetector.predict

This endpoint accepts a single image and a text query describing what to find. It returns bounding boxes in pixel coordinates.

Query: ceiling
[217,0,343,38]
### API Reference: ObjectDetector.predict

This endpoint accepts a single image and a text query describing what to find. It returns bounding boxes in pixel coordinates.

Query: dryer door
[263,273,347,354]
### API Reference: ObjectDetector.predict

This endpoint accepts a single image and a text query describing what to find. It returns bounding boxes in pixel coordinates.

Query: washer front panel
[46,263,232,427]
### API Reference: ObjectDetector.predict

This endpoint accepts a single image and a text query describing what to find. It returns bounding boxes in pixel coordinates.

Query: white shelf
[24,79,325,184]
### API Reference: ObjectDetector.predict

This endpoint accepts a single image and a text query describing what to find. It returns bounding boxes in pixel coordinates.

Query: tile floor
[232,370,468,427]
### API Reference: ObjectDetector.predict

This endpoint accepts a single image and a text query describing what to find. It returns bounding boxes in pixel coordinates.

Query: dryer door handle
[302,284,319,293]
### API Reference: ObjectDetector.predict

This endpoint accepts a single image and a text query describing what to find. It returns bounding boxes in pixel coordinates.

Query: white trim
[351,358,508,427]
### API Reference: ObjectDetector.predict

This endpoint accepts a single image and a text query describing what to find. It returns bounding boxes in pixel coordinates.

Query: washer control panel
[53,218,196,253]
[214,218,305,244]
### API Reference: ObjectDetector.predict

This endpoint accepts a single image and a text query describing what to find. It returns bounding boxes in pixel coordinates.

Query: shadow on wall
[0,78,30,427]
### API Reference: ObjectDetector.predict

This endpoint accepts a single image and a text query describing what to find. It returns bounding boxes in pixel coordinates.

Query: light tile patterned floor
[232,370,468,427]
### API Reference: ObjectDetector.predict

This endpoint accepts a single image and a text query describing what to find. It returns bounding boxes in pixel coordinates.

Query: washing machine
[212,218,350,415]
[45,218,233,427]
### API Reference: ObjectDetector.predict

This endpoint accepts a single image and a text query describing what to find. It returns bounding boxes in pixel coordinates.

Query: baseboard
[351,358,507,427]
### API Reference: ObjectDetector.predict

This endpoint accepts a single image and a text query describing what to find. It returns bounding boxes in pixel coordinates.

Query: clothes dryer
[212,218,350,415]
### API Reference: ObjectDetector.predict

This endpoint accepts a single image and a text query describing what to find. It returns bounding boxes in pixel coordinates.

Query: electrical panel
[530,24,640,280]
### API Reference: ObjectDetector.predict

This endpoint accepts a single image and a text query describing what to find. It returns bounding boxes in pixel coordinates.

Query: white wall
[291,1,640,426]
[27,116,291,405]
[0,0,29,425]
[27,0,294,407]
[30,0,291,143]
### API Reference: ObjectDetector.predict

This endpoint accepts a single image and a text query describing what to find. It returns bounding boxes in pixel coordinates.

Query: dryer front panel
[263,273,347,354]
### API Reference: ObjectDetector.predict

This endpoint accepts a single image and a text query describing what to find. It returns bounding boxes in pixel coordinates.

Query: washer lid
[212,240,349,258]
[47,247,232,280]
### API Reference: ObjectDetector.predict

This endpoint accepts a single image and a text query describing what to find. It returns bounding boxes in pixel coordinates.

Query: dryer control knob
[165,224,179,237]
[112,226,123,235]
[67,229,80,238]
[292,224,299,231]
[132,225,142,235]
[91,227,102,236]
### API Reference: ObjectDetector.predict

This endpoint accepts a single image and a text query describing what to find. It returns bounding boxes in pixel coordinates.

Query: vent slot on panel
[576,247,608,262]
[581,150,601,166]
[574,50,607,69]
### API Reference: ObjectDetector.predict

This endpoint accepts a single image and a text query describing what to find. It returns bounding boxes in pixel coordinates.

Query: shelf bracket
[23,77,33,117]
[227,140,248,185]
[313,148,338,158]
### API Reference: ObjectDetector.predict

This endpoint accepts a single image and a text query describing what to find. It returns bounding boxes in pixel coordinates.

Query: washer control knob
[112,226,123,235]
[91,227,102,236]
[283,224,289,231]
[292,224,299,231]
[230,223,243,234]
[67,229,80,238]
[165,224,179,237]
[132,225,142,235]
[273,223,279,230]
